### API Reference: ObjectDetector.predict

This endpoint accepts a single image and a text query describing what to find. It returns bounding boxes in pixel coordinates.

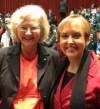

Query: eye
[31,27,40,30]
[20,26,27,30]
[72,32,81,39]
[60,33,69,39]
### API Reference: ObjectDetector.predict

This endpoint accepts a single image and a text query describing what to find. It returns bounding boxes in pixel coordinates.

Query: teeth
[25,39,32,40]
[24,38,33,40]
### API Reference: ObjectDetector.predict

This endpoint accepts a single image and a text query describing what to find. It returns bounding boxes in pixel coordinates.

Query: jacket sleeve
[95,71,100,108]
[93,62,100,108]
[0,48,7,106]
[0,49,3,106]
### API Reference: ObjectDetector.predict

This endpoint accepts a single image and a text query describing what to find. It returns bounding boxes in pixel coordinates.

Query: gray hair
[8,4,50,43]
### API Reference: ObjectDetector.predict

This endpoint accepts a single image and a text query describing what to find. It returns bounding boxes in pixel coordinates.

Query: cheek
[16,30,23,40]
[32,31,39,36]
[59,41,65,52]
[32,32,41,41]
[78,42,86,53]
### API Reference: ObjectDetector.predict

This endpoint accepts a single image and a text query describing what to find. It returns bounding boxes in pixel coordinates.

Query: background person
[87,24,100,59]
[95,27,100,59]
[59,0,67,20]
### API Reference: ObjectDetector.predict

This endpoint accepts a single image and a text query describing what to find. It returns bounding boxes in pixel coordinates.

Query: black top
[61,71,75,91]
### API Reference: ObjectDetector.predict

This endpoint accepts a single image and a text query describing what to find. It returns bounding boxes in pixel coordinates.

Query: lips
[23,37,34,41]
[65,45,78,50]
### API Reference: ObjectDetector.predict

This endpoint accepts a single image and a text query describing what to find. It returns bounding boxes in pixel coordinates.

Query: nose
[25,28,32,35]
[67,36,73,43]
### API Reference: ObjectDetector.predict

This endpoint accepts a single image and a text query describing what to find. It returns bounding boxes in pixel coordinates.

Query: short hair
[8,5,50,42]
[58,14,92,38]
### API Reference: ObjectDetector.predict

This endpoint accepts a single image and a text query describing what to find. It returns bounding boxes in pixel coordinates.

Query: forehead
[60,22,84,34]
[20,19,40,26]
[16,14,40,26]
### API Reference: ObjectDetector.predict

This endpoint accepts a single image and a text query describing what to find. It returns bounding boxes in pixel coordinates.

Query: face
[96,32,100,41]
[89,33,93,41]
[59,23,88,60]
[17,19,41,51]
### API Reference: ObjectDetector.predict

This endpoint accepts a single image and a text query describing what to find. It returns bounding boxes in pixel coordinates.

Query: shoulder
[87,60,100,92]
[44,46,60,62]
[47,47,59,56]
[40,44,60,57]
[0,44,20,58]
[86,51,100,95]
[40,45,61,67]
[88,50,100,78]
[0,47,10,66]
[0,47,9,57]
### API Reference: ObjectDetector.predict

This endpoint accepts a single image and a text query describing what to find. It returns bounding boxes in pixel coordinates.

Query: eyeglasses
[20,26,40,32]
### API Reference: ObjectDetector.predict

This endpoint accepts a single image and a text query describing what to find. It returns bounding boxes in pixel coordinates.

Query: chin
[66,53,78,58]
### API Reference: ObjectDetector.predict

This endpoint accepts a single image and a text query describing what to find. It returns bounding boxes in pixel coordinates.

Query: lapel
[6,44,50,89]
[49,57,69,96]
[37,44,50,85]
[7,44,21,84]
[6,43,50,86]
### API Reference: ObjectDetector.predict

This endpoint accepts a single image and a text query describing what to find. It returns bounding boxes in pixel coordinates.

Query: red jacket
[54,51,100,109]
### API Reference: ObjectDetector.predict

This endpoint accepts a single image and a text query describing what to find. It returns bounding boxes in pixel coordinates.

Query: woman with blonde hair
[47,14,100,109]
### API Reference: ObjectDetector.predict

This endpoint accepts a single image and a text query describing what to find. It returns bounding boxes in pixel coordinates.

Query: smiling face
[16,19,41,51]
[58,15,91,61]
[59,23,88,60]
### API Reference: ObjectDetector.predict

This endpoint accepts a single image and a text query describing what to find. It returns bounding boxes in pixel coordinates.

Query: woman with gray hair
[0,5,60,109]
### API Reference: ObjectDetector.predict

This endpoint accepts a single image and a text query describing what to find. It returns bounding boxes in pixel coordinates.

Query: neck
[21,46,38,60]
[68,56,82,74]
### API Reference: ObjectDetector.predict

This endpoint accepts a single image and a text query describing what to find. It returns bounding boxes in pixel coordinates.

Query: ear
[85,36,89,45]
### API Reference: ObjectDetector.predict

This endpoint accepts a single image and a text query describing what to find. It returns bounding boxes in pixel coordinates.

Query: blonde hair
[58,14,92,38]
[8,4,50,42]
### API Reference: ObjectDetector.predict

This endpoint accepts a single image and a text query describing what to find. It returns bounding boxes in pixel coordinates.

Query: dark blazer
[0,43,60,109]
